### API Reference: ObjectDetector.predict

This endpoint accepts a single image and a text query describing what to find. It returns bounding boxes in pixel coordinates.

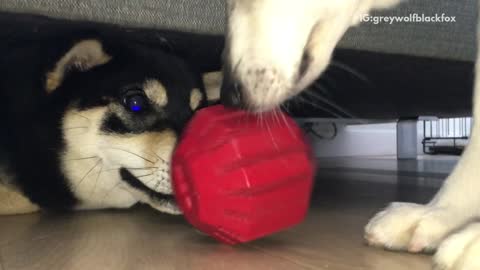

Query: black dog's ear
[45,39,112,93]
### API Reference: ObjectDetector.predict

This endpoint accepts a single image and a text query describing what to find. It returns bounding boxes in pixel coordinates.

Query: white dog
[221,0,401,111]
[223,0,480,269]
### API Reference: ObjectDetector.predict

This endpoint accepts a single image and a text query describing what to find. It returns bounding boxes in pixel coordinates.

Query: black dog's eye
[123,91,149,113]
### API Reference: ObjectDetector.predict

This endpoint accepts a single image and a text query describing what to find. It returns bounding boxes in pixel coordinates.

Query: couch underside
[0,12,474,120]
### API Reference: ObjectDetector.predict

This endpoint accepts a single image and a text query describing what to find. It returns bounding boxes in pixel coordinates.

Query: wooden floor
[0,156,456,270]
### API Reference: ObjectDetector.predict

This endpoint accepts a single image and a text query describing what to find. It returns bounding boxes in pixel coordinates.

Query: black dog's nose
[220,72,245,109]
[220,83,243,108]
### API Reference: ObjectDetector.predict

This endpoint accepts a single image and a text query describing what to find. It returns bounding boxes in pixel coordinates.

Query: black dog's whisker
[150,151,167,163]
[101,182,124,204]
[76,159,102,187]
[71,112,92,123]
[102,166,159,172]
[63,126,89,130]
[143,178,159,185]
[135,173,155,178]
[90,163,104,195]
[118,186,136,199]
[136,149,163,163]
[105,148,156,164]
[67,156,99,161]
[125,166,159,170]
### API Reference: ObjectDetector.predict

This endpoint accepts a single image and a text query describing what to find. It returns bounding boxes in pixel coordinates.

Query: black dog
[0,31,206,215]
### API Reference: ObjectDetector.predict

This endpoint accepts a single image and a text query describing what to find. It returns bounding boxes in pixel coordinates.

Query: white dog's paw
[433,223,480,270]
[365,202,458,253]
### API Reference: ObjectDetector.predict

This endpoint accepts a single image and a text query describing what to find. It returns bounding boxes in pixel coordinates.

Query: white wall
[307,121,426,158]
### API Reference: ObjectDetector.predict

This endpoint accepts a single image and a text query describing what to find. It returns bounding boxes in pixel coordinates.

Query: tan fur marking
[190,88,203,110]
[0,183,39,215]
[62,107,178,210]
[98,130,177,170]
[144,80,168,107]
[0,168,39,215]
[46,40,111,93]
[202,71,222,101]
[62,107,137,209]
[96,130,177,196]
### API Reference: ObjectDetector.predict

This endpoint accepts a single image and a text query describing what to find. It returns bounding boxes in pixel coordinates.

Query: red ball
[172,105,315,244]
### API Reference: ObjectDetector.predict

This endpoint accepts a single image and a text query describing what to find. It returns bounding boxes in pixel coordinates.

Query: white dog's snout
[222,62,294,111]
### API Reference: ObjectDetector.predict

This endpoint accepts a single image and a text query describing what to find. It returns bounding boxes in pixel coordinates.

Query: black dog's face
[42,39,205,213]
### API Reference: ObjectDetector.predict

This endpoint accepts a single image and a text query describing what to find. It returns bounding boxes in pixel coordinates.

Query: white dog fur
[225,0,401,111]
[227,0,480,268]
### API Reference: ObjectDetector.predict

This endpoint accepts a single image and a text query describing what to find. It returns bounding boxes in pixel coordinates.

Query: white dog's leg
[365,114,480,253]
[365,76,480,253]
[365,2,480,257]
[433,222,480,270]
